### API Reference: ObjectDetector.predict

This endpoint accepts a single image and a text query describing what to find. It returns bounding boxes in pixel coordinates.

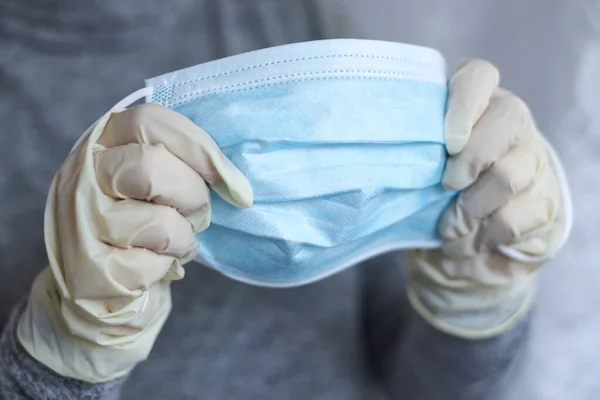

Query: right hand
[18,103,253,383]
[405,61,567,340]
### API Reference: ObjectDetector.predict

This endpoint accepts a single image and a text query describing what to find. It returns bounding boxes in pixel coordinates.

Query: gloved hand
[17,103,253,382]
[405,60,571,339]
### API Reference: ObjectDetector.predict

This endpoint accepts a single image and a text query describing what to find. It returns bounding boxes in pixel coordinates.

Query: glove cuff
[406,270,536,339]
[17,268,171,383]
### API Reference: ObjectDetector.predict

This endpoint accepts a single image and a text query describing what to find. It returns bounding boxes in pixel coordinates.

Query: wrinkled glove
[405,60,572,339]
[18,103,253,382]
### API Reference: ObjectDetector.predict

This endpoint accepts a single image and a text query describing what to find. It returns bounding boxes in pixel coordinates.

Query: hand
[18,103,253,382]
[405,60,570,339]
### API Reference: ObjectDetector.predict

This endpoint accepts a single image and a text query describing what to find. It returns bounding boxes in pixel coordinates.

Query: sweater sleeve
[361,252,530,400]
[0,300,129,400]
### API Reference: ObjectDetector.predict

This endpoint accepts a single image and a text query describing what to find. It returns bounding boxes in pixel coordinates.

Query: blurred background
[1,0,599,398]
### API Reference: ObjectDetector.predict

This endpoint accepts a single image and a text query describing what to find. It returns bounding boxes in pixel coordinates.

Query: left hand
[405,60,569,339]
[17,104,253,383]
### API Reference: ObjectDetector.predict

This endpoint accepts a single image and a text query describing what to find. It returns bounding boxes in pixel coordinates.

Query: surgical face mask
[113,39,456,287]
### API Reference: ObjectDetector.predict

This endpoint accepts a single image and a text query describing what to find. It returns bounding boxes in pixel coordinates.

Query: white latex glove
[405,60,572,339]
[18,103,253,382]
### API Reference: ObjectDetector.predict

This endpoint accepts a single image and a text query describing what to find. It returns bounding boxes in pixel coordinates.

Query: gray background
[1,0,599,398]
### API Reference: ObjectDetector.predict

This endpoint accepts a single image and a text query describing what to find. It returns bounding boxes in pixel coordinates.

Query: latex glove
[18,103,253,382]
[405,60,572,339]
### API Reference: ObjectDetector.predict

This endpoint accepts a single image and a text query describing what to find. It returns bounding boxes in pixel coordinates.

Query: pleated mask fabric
[125,39,457,287]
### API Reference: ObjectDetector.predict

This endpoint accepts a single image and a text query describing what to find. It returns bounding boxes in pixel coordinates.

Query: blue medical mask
[113,39,457,287]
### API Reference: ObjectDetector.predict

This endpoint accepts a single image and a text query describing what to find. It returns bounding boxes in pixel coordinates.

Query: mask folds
[143,39,456,287]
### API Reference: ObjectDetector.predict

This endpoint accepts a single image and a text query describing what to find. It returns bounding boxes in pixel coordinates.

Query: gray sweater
[0,0,558,398]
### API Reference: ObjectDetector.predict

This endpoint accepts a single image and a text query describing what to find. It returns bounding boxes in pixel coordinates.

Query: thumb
[445,59,500,154]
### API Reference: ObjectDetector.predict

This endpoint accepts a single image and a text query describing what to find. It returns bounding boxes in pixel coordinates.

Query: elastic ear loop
[67,88,153,316]
[111,87,153,110]
[108,89,575,264]
[69,88,152,153]
[496,134,573,263]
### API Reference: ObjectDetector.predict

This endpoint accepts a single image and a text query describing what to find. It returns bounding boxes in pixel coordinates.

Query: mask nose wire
[111,87,153,110]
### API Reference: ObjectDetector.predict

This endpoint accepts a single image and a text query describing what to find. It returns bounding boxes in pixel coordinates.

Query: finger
[443,90,534,190]
[440,137,546,240]
[94,143,211,231]
[105,246,176,290]
[484,160,561,247]
[100,103,253,208]
[97,199,199,260]
[481,193,555,247]
[445,60,500,155]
